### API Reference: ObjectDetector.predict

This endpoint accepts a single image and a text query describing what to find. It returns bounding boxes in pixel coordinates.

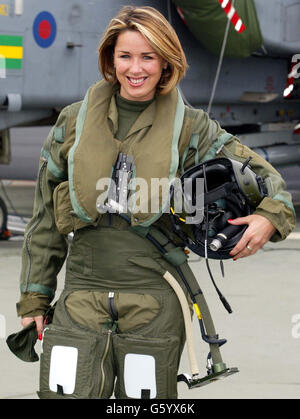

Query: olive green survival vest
[68,79,186,228]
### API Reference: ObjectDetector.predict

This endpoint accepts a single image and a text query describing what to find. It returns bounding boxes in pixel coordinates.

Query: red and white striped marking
[294,122,300,134]
[218,0,246,33]
[284,62,296,98]
[176,7,187,26]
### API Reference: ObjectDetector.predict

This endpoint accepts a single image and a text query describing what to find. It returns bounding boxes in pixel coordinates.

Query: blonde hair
[98,6,187,94]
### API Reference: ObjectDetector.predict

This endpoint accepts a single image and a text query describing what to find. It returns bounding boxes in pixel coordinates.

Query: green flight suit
[16,80,295,399]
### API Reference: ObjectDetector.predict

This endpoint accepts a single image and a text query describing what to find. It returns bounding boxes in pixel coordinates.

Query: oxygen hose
[163,270,200,377]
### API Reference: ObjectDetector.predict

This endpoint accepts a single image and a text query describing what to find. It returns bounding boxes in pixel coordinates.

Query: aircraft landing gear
[0,196,10,240]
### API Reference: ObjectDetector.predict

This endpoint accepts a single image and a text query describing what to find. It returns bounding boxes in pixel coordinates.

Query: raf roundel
[33,11,57,48]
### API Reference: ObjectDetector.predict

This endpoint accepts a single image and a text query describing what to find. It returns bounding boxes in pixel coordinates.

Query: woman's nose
[130,58,143,74]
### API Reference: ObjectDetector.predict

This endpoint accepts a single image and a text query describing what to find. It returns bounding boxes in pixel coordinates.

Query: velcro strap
[53,127,65,143]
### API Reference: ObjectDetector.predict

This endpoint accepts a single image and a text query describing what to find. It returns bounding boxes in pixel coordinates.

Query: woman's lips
[126,76,147,87]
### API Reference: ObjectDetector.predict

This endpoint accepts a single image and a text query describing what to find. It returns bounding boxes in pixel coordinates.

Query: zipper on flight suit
[108,292,118,323]
[98,292,118,398]
[24,159,48,291]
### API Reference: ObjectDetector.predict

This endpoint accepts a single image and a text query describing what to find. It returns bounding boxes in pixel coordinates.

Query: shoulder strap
[181,132,200,175]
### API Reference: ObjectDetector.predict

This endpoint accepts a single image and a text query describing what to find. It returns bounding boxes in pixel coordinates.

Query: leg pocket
[115,292,161,333]
[113,333,181,399]
[38,324,114,399]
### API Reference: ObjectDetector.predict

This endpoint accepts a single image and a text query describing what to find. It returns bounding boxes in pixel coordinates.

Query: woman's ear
[163,61,168,70]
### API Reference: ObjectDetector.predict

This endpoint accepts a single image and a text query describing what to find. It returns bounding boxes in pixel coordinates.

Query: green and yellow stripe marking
[0,35,23,69]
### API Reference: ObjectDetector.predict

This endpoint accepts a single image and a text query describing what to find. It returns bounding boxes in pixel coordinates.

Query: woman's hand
[21,315,44,340]
[228,214,276,261]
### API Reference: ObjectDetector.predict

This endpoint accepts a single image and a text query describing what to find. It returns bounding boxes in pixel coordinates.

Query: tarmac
[1,180,300,399]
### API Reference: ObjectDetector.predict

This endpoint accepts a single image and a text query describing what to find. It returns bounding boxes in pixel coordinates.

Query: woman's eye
[118,54,153,60]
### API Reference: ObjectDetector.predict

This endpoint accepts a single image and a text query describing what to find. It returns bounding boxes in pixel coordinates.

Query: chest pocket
[53,181,91,235]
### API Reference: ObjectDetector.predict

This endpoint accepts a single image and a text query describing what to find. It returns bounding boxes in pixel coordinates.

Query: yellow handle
[194,303,202,320]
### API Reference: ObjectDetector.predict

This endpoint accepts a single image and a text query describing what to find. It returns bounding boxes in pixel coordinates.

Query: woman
[17,6,295,399]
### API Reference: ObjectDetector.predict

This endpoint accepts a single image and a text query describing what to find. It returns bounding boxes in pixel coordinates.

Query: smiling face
[114,30,166,102]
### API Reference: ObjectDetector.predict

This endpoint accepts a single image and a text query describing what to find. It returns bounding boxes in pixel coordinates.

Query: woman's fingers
[228,214,276,260]
[21,315,44,338]
[34,316,44,338]
[21,317,34,328]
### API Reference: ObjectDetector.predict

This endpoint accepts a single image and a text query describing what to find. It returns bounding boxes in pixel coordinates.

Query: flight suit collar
[125,100,156,139]
[108,93,156,140]
[107,94,118,136]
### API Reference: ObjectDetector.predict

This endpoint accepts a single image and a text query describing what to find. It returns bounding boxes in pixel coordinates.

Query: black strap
[57,384,64,396]
[141,389,151,399]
